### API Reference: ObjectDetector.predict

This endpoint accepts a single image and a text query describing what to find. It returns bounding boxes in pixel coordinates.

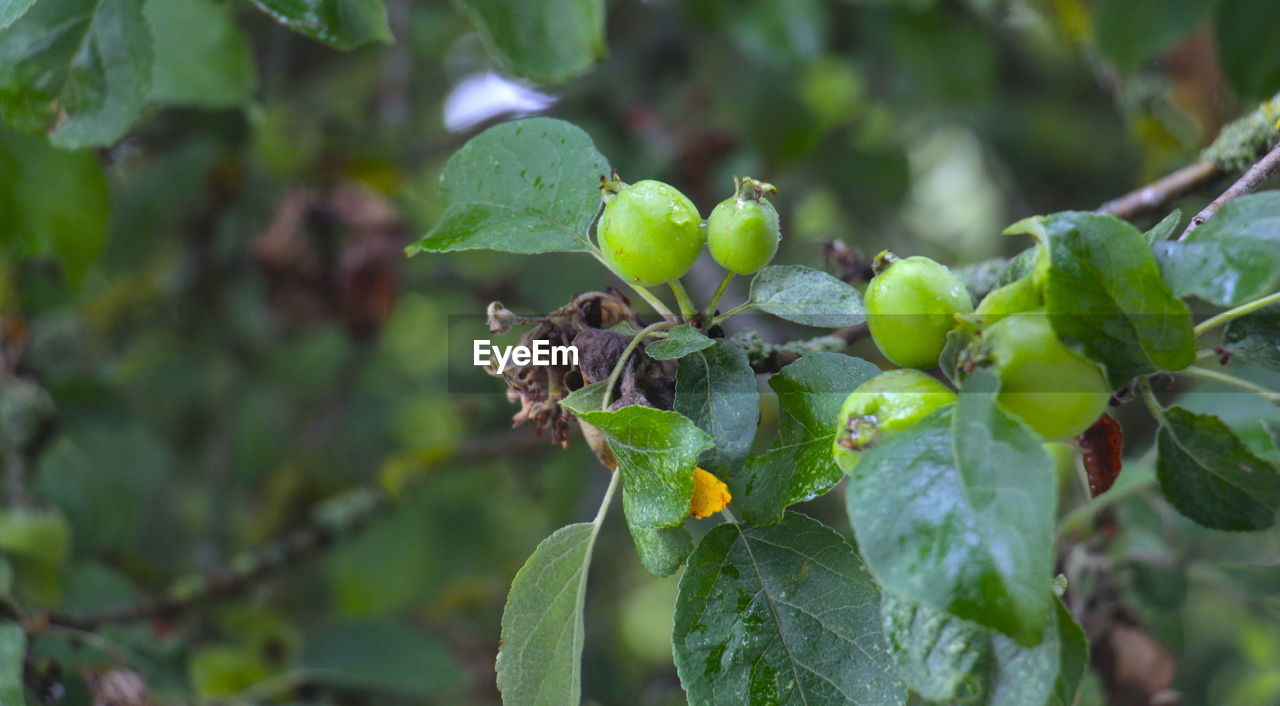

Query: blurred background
[3,0,1280,703]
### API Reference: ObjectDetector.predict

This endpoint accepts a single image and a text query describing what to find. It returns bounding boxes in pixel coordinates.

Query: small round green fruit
[979,311,1110,441]
[833,369,957,473]
[707,177,780,275]
[865,252,974,369]
[598,178,704,287]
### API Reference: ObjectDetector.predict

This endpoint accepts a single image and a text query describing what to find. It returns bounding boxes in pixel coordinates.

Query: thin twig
[1097,161,1220,220]
[1180,142,1280,239]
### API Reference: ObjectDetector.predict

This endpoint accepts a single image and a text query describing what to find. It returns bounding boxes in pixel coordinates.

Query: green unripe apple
[971,274,1042,327]
[978,311,1110,441]
[707,177,780,275]
[865,252,974,369]
[833,369,957,473]
[598,178,704,287]
[0,508,71,566]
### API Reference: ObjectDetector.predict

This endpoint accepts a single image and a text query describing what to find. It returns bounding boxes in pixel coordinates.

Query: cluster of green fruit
[598,176,781,285]
[835,249,1111,471]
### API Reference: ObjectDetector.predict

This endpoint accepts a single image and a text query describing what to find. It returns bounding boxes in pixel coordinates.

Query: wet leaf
[456,0,604,84]
[750,265,866,328]
[736,352,879,525]
[673,512,905,705]
[674,340,758,476]
[1156,406,1280,531]
[1223,303,1280,372]
[497,522,600,706]
[646,324,714,360]
[250,0,391,50]
[415,118,610,254]
[1008,212,1196,386]
[1155,193,1280,307]
[845,371,1057,645]
[0,0,152,148]
[629,524,693,578]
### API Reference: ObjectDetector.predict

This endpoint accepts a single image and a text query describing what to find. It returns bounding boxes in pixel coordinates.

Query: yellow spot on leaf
[689,468,732,519]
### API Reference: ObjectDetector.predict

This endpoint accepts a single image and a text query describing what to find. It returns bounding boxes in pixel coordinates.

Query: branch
[46,431,548,631]
[1180,141,1280,239]
[1096,161,1219,220]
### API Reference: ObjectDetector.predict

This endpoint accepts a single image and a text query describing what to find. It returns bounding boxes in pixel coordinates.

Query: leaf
[0,0,152,148]
[576,406,713,528]
[674,340,758,476]
[146,0,256,108]
[881,592,990,702]
[1093,0,1209,73]
[987,600,1087,706]
[1144,209,1182,246]
[455,0,604,85]
[496,522,599,706]
[559,380,607,415]
[1008,212,1196,386]
[1268,420,1280,452]
[735,352,880,525]
[750,265,866,328]
[0,127,108,282]
[250,0,391,50]
[0,0,35,30]
[1223,303,1280,371]
[673,512,905,706]
[1156,406,1280,531]
[304,621,464,697]
[414,118,610,255]
[1155,193,1280,307]
[0,621,24,705]
[646,324,714,360]
[845,371,1056,645]
[1215,0,1280,100]
[882,593,1087,706]
[628,524,693,578]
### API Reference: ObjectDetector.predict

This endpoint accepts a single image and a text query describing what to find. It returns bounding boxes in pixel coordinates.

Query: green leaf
[628,524,693,578]
[455,0,604,84]
[1215,0,1280,99]
[1156,406,1280,531]
[1008,212,1196,385]
[496,522,600,706]
[250,0,391,50]
[1155,193,1280,307]
[1267,420,1280,453]
[673,512,905,706]
[882,594,1087,706]
[146,0,256,108]
[576,406,713,528]
[646,324,714,360]
[559,380,607,415]
[845,371,1056,645]
[0,127,108,282]
[674,340,758,476]
[304,621,464,697]
[0,620,24,705]
[750,265,866,328]
[0,0,152,148]
[1144,209,1182,246]
[988,600,1087,706]
[414,118,610,255]
[0,0,35,30]
[1223,303,1280,371]
[1093,0,1209,73]
[736,352,879,525]
[881,592,990,702]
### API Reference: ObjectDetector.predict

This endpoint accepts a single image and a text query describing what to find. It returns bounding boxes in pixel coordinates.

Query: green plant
[411,113,1280,706]
[865,252,974,368]
[706,176,781,276]
[832,368,956,473]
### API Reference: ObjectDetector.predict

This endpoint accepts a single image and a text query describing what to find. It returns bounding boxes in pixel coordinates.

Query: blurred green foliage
[0,0,1279,703]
